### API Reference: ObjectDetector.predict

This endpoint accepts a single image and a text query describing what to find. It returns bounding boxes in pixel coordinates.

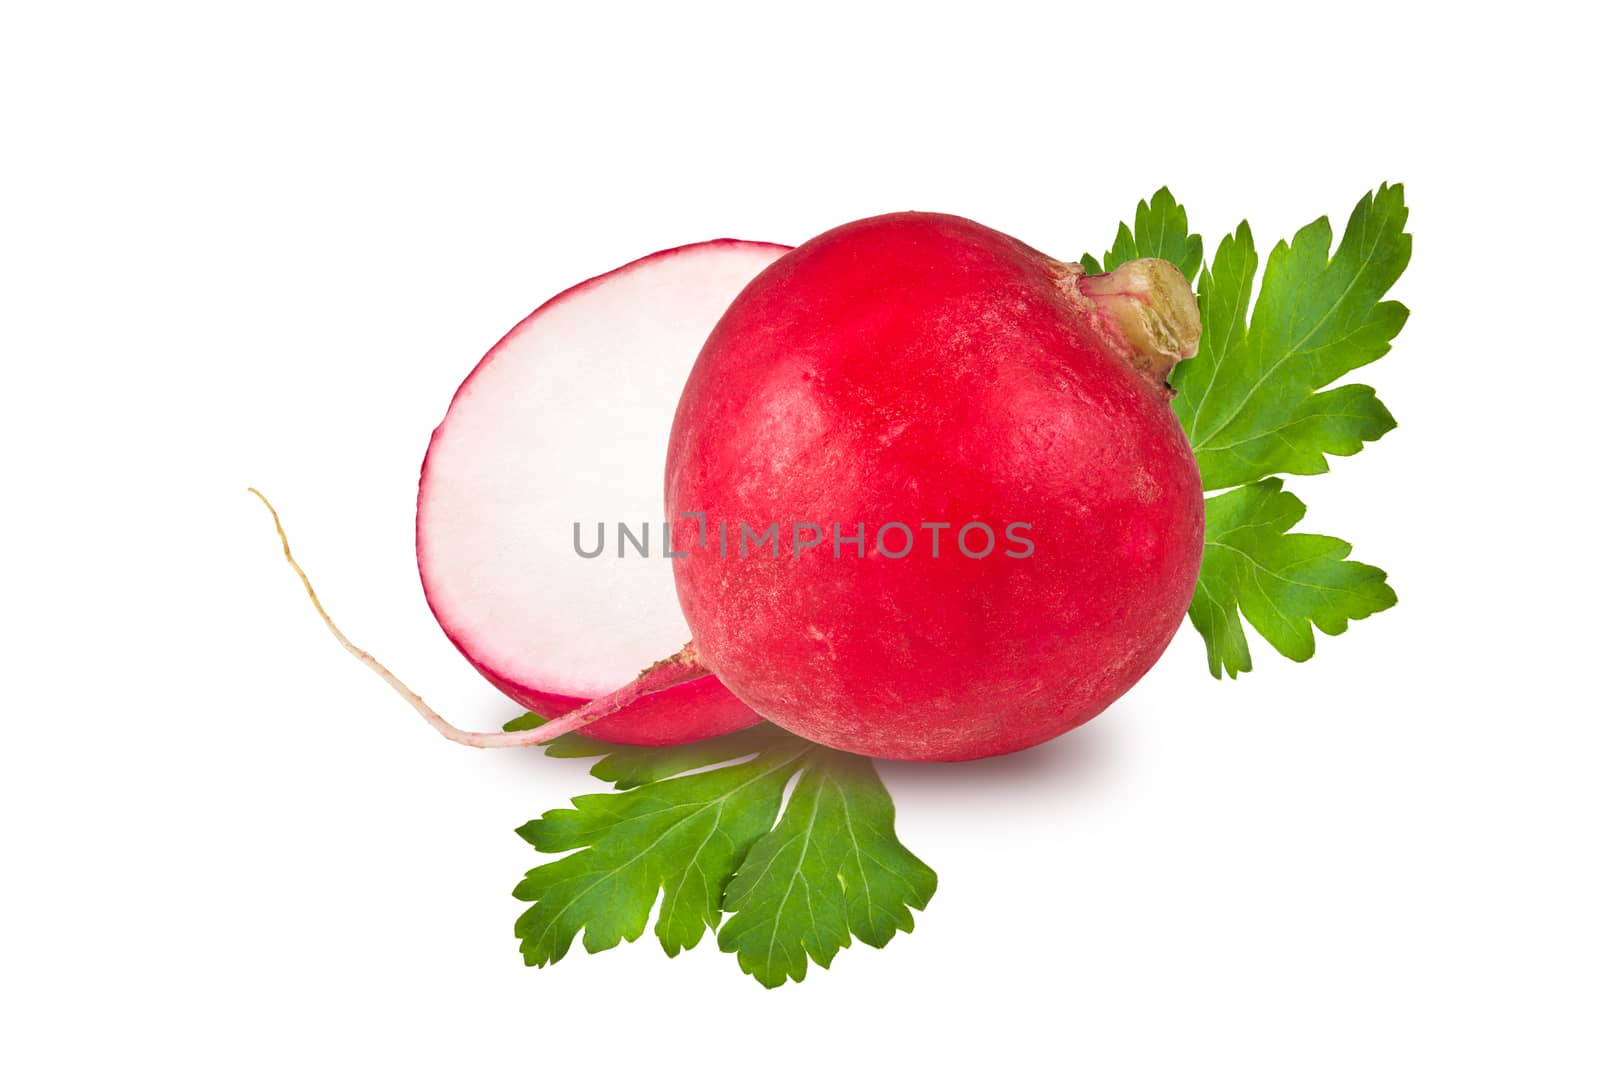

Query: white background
[4,2,1595,1067]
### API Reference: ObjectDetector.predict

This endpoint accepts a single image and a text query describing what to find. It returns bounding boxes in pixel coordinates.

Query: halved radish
[416,241,787,745]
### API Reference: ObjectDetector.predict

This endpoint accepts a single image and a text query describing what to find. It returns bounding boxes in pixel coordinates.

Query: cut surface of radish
[418,240,787,745]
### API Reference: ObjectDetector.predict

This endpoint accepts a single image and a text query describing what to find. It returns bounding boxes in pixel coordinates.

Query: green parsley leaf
[503,713,936,986]
[1081,186,1204,283]
[1086,187,1406,677]
[718,748,936,988]
[527,714,784,789]
[1190,478,1397,678]
[1174,185,1410,490]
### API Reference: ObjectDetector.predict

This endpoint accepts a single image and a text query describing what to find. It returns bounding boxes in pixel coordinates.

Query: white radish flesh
[417,241,786,744]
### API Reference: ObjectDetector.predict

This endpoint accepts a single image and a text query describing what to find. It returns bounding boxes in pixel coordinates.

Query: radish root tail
[248,488,709,748]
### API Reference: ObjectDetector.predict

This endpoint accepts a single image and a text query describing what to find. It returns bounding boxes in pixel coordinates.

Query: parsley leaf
[1191,479,1397,678]
[1174,184,1410,490]
[503,713,936,986]
[1087,187,1406,677]
[718,748,935,988]
[1081,186,1205,283]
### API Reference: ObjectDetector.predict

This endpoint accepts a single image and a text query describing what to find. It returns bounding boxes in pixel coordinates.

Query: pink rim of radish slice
[415,240,789,745]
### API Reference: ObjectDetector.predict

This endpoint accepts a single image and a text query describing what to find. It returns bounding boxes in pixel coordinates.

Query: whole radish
[666,213,1203,760]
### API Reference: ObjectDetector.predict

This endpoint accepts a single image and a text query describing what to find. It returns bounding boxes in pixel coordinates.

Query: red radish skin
[665,214,1204,761]
[457,653,755,748]
[416,241,785,745]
